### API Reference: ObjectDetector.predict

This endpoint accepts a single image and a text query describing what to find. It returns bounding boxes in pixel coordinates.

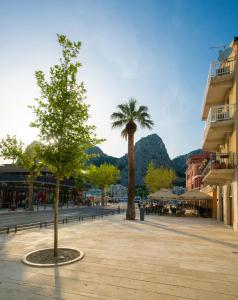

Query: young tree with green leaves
[85,163,120,206]
[30,34,101,256]
[74,170,88,205]
[144,162,176,193]
[0,136,43,210]
[111,99,154,220]
[136,186,148,200]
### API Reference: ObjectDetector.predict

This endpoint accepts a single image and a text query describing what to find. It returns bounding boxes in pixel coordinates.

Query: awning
[148,189,177,200]
[178,189,212,201]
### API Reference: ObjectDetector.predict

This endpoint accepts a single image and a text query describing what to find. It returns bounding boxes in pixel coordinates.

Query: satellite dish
[218,47,232,62]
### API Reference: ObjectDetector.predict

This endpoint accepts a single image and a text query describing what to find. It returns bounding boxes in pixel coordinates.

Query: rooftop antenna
[209,45,232,62]
[218,47,232,62]
[209,45,225,49]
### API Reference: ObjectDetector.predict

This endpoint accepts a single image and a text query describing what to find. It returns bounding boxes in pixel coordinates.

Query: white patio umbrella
[148,189,177,200]
[178,189,212,201]
[178,189,212,215]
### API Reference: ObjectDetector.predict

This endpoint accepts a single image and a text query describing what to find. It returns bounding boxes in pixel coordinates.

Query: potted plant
[211,160,221,169]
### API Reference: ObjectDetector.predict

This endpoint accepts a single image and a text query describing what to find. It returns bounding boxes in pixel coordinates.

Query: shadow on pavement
[143,219,238,250]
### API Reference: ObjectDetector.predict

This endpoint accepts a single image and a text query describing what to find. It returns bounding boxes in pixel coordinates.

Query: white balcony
[202,59,236,120]
[203,104,235,151]
[202,152,237,184]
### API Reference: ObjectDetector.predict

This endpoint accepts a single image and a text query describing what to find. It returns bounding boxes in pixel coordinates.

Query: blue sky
[0,0,238,161]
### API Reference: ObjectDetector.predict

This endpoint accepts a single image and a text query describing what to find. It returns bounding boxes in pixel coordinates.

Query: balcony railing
[203,58,236,110]
[203,104,235,141]
[201,153,238,177]
[209,59,235,78]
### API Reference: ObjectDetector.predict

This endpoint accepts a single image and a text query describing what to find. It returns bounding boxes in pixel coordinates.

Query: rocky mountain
[86,146,118,166]
[119,134,172,186]
[87,134,203,187]
[88,134,172,186]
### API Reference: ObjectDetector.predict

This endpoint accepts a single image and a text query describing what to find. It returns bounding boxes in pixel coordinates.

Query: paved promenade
[0,214,238,299]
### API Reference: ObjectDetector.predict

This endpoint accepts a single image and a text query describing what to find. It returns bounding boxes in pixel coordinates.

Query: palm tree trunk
[127,131,136,220]
[54,177,60,257]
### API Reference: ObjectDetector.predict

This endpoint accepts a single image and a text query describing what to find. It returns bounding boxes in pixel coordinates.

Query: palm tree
[111,98,154,220]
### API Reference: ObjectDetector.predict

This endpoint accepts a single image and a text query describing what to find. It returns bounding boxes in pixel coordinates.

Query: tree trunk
[101,188,105,206]
[28,177,34,211]
[54,177,60,257]
[13,191,16,207]
[127,131,136,220]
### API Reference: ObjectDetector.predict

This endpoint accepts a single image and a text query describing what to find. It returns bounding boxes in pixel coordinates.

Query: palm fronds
[111,98,154,137]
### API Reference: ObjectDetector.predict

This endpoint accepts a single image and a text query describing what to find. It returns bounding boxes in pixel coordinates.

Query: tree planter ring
[22,247,84,267]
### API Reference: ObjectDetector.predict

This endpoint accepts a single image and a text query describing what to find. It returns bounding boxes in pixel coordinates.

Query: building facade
[0,164,76,208]
[84,188,102,198]
[186,153,211,191]
[108,184,128,199]
[201,36,238,230]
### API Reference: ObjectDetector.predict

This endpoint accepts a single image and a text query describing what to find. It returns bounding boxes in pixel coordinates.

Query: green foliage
[0,137,44,209]
[29,34,103,255]
[0,136,43,178]
[136,186,148,199]
[19,141,43,176]
[111,98,154,138]
[85,163,120,190]
[75,170,88,191]
[0,135,24,163]
[144,162,176,193]
[30,34,102,179]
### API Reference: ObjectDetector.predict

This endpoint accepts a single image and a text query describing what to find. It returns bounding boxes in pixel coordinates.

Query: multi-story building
[186,153,211,191]
[84,188,102,198]
[0,164,76,208]
[201,36,238,230]
[108,184,128,199]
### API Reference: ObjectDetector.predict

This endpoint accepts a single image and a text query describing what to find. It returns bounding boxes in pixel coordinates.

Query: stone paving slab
[0,214,238,299]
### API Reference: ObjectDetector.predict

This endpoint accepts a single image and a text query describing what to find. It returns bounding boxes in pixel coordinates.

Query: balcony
[202,59,236,120]
[201,153,237,184]
[203,104,235,151]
